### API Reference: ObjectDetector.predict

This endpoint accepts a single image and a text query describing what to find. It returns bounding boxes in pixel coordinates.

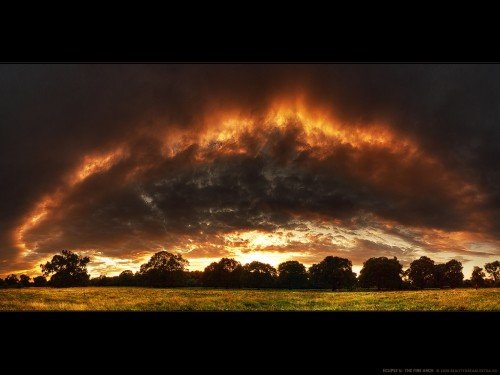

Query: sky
[1,64,499,278]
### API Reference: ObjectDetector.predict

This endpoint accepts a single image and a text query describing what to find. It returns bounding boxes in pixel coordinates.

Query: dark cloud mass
[1,64,499,275]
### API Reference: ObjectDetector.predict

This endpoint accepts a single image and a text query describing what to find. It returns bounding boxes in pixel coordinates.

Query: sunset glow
[2,65,499,279]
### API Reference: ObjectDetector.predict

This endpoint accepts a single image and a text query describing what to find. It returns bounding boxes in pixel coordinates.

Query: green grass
[0,287,499,311]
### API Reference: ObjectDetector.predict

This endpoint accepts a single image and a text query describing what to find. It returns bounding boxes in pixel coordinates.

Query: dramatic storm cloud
[1,64,499,277]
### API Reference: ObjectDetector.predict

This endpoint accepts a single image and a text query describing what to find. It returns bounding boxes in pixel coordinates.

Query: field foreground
[0,287,499,311]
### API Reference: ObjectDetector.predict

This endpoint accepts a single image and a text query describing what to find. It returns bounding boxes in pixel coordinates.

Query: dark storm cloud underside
[1,65,500,270]
[23,125,489,255]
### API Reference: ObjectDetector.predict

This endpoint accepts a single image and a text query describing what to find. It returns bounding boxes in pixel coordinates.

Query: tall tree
[407,256,435,289]
[432,259,463,288]
[309,256,357,290]
[33,276,48,287]
[40,250,90,287]
[443,259,464,288]
[138,251,189,287]
[118,270,135,286]
[433,263,447,288]
[277,261,308,289]
[203,258,243,288]
[484,261,500,283]
[241,261,277,288]
[471,266,486,288]
[5,274,19,287]
[19,274,31,287]
[358,257,403,290]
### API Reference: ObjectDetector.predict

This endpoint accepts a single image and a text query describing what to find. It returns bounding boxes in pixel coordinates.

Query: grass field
[1,287,499,311]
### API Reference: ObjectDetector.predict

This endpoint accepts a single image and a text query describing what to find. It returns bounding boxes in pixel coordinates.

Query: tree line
[0,249,499,290]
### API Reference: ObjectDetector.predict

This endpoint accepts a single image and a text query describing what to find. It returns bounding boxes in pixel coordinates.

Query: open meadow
[0,287,499,311]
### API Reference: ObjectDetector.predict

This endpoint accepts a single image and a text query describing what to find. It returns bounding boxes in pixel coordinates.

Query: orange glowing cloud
[9,95,498,278]
[14,147,127,260]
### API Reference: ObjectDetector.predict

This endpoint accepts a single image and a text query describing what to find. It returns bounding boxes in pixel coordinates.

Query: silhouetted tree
[5,274,19,287]
[138,251,189,287]
[484,261,500,284]
[19,274,31,287]
[118,270,135,286]
[40,250,90,287]
[277,261,308,289]
[484,278,495,287]
[186,270,203,287]
[358,257,403,290]
[429,260,464,288]
[309,256,357,290]
[407,256,435,289]
[88,272,132,287]
[33,276,48,287]
[471,266,486,289]
[203,258,243,288]
[463,279,473,288]
[241,261,277,288]
[433,263,446,288]
[0,278,4,288]
[90,275,111,286]
[443,259,464,288]
[401,278,413,290]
